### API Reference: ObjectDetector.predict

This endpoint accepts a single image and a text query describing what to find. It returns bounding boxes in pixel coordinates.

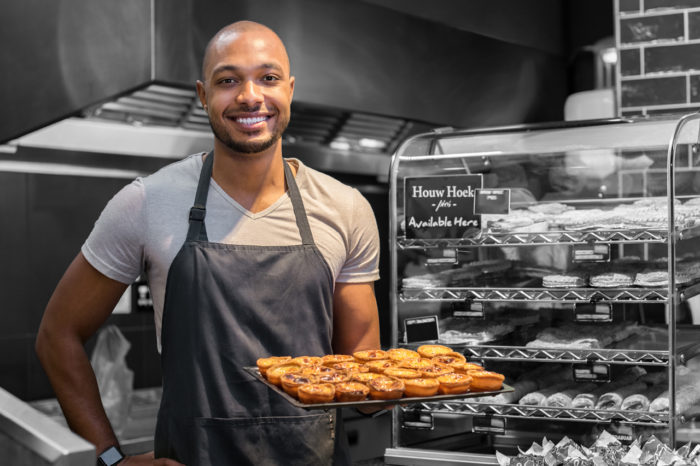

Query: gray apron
[154,153,350,465]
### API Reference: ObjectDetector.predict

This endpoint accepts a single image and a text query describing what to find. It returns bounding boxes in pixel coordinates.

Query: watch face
[99,446,124,465]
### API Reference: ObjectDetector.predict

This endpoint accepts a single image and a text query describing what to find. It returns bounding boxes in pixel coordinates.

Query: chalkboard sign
[404,316,439,343]
[404,175,483,239]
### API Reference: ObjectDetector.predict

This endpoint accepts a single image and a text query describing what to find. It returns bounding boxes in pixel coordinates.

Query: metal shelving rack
[387,115,700,464]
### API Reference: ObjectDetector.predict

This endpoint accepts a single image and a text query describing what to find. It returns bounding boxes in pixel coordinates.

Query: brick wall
[617,0,700,115]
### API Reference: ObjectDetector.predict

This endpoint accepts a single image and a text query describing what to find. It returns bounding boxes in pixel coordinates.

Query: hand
[121,451,185,465]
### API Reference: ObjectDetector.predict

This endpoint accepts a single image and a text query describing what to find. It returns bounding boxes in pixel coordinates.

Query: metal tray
[244,367,514,410]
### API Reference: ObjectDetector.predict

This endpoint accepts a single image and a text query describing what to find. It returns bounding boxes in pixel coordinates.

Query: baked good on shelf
[256,356,292,376]
[291,356,323,366]
[542,273,587,288]
[321,354,355,366]
[334,382,370,402]
[365,359,397,373]
[420,364,454,378]
[436,373,472,394]
[387,348,421,361]
[468,370,505,391]
[397,358,434,371]
[383,367,422,379]
[368,376,405,400]
[633,271,668,287]
[353,349,388,362]
[298,383,335,404]
[416,344,454,358]
[589,272,634,288]
[331,361,369,373]
[403,377,440,397]
[280,373,318,398]
[265,363,302,386]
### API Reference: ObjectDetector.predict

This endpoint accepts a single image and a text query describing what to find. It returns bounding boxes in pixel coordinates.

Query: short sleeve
[336,189,380,283]
[81,178,146,284]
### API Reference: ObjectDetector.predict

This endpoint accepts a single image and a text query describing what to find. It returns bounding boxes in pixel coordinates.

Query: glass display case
[386,115,700,464]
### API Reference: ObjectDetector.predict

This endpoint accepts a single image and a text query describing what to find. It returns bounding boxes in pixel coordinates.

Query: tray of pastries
[247,345,512,409]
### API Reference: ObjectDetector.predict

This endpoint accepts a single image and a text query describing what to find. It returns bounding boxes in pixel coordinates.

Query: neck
[209,139,292,213]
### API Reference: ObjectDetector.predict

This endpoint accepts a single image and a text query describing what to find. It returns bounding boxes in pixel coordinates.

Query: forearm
[36,326,119,452]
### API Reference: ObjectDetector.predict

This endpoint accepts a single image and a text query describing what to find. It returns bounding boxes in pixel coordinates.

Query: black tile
[645,43,700,73]
[645,0,700,10]
[689,75,700,102]
[619,0,641,13]
[621,76,686,106]
[621,48,642,76]
[0,336,29,399]
[620,13,684,43]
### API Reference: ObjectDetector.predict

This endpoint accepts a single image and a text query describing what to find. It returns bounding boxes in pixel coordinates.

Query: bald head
[201,21,291,80]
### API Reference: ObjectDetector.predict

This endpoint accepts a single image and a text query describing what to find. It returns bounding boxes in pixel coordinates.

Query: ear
[196,80,208,110]
[289,75,295,102]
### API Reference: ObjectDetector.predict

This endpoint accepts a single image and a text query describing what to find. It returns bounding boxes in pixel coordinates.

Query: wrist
[97,445,125,466]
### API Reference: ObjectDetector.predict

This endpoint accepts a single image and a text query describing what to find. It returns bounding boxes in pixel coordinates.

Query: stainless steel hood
[1,0,568,177]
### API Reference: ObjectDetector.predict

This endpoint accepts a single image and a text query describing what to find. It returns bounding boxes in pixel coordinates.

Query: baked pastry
[368,376,405,400]
[634,271,668,287]
[265,363,302,386]
[291,356,323,366]
[353,349,388,362]
[365,359,397,374]
[421,363,454,378]
[334,382,370,402]
[280,373,317,398]
[403,377,440,397]
[542,273,587,288]
[331,361,369,373]
[298,383,335,404]
[468,370,505,391]
[589,272,634,288]
[301,365,335,377]
[351,372,384,384]
[256,356,292,376]
[387,348,421,362]
[397,358,434,371]
[321,354,355,367]
[383,367,422,379]
[437,373,472,394]
[460,363,484,373]
[431,352,466,366]
[416,344,454,358]
[316,371,351,384]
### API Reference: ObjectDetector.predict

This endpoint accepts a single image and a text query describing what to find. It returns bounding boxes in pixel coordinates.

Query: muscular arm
[35,252,127,453]
[331,282,380,354]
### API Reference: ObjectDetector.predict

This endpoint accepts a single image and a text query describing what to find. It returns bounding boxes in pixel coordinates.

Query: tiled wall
[617,0,700,115]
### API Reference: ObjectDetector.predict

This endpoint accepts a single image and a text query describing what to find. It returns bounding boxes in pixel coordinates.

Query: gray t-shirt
[82,154,380,350]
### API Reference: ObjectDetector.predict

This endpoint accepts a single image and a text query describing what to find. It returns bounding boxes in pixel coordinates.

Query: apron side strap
[186,151,214,242]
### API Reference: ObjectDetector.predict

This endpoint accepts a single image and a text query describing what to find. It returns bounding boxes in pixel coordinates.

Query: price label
[474,189,510,215]
[572,244,610,262]
[573,363,611,382]
[574,302,612,322]
[472,415,505,434]
[404,316,439,344]
[451,301,485,319]
[401,411,434,430]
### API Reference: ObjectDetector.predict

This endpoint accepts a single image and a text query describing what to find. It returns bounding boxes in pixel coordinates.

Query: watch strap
[97,445,124,466]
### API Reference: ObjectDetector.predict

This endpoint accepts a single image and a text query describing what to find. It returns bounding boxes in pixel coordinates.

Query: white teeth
[237,116,267,125]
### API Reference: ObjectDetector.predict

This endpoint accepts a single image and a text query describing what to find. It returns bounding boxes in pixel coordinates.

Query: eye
[218,77,239,85]
[262,75,280,82]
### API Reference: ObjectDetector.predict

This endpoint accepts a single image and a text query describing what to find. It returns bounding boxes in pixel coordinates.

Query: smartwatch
[97,446,124,466]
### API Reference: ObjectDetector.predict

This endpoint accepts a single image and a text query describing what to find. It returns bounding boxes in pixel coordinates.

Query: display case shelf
[401,402,670,426]
[400,287,668,303]
[460,345,670,366]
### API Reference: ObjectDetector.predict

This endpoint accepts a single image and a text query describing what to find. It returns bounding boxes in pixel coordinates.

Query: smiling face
[197,23,295,155]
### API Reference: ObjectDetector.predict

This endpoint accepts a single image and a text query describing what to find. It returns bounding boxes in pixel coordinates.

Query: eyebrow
[211,63,285,77]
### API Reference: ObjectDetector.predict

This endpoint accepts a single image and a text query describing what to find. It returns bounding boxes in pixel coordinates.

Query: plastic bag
[90,325,134,436]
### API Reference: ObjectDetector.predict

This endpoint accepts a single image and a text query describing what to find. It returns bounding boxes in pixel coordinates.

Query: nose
[236,80,264,106]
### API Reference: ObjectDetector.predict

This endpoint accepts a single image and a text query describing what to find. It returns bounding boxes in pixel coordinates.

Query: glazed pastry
[365,359,397,374]
[351,372,384,384]
[321,354,355,367]
[353,349,388,362]
[256,356,292,376]
[420,363,454,379]
[332,361,369,373]
[301,365,335,377]
[431,352,467,365]
[334,382,370,402]
[291,356,323,366]
[461,362,484,373]
[316,371,351,384]
[397,358,434,371]
[265,363,302,386]
[387,348,421,362]
[436,373,472,395]
[383,367,422,380]
[368,376,405,400]
[416,344,454,358]
[468,370,505,391]
[280,373,317,398]
[403,378,440,397]
[298,383,335,404]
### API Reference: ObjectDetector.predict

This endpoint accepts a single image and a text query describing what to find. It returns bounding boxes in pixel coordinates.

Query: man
[36,20,381,465]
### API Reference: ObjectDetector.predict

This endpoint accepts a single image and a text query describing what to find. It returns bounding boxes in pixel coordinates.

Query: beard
[209,111,290,154]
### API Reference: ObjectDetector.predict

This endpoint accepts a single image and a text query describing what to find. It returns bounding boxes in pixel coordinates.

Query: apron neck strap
[186,152,316,246]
